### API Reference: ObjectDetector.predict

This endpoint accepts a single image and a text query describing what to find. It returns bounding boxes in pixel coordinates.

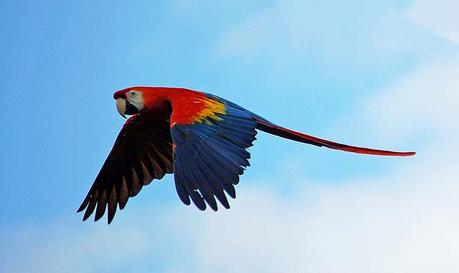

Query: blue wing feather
[171,98,257,210]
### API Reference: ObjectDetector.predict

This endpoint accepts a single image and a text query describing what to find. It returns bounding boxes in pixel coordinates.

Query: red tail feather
[254,117,415,157]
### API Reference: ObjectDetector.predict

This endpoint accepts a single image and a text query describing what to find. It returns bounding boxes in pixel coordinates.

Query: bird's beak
[116,98,127,119]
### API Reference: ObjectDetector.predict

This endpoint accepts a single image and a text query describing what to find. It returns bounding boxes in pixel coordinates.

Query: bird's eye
[130,91,136,96]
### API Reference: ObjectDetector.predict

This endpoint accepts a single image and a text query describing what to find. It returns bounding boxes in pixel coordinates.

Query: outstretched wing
[77,112,173,224]
[170,94,257,211]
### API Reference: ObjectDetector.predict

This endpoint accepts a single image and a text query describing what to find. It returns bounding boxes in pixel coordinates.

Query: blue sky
[1,1,459,272]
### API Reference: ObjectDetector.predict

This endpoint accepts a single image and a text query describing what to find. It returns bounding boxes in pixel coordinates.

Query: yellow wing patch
[192,98,226,124]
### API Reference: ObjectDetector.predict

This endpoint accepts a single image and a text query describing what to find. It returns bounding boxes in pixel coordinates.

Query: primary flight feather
[78,87,415,224]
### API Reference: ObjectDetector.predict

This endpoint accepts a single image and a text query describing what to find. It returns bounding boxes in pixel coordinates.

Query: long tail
[254,116,415,156]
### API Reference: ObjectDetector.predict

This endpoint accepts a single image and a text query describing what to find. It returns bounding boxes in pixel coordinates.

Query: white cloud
[215,0,448,63]
[167,159,459,273]
[365,54,459,141]
[1,220,159,273]
[409,0,459,44]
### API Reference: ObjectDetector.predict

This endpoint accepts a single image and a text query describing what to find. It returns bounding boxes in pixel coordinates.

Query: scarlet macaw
[78,87,415,224]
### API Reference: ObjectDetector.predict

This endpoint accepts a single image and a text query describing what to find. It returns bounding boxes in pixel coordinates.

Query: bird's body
[78,87,415,224]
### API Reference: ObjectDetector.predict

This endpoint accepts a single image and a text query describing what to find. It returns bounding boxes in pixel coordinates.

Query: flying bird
[78,87,415,224]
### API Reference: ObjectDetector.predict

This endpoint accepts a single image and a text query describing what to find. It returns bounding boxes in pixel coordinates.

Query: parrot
[78,86,415,224]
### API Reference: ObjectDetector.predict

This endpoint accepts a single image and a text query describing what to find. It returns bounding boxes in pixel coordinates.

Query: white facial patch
[126,90,144,111]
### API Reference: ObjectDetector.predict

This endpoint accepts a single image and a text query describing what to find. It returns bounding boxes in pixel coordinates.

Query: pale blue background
[1,1,455,272]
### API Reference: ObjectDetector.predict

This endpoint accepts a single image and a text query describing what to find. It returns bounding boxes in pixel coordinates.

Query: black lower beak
[125,100,139,115]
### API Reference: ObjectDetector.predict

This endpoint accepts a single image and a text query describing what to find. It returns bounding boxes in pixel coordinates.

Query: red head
[113,86,188,118]
[113,87,147,118]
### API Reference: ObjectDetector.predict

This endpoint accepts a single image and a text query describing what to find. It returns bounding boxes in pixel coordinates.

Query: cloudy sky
[1,0,458,272]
